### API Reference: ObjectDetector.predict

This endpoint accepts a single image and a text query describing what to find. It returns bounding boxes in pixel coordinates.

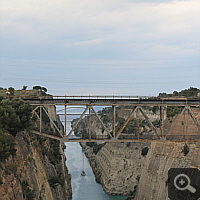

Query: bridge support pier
[89,106,91,140]
[160,106,165,137]
[65,104,67,136]
[137,107,140,140]
[40,106,42,133]
[113,105,116,138]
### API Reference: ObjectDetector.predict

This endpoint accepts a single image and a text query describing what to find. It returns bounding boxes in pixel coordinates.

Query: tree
[41,87,47,93]
[10,98,33,132]
[32,86,47,94]
[0,98,33,137]
[173,91,178,96]
[182,143,189,156]
[22,86,28,90]
[141,147,149,156]
[0,100,20,136]
[7,87,15,95]
[152,106,159,114]
[33,86,41,90]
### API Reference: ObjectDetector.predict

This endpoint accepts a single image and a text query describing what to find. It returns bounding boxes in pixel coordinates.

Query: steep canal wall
[82,140,200,199]
[135,141,200,200]
[83,142,150,196]
[0,105,72,200]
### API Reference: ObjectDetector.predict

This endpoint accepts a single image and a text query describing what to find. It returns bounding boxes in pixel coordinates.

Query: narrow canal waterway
[64,142,128,200]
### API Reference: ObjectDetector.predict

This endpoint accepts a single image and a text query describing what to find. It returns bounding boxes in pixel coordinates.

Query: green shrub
[95,171,101,183]
[21,181,35,200]
[182,143,189,156]
[0,98,33,136]
[48,176,65,189]
[141,147,149,156]
[167,106,183,118]
[36,136,61,165]
[127,142,131,147]
[93,143,106,154]
[0,131,16,161]
[86,142,106,154]
[0,176,3,185]
[86,142,95,147]
[6,164,19,176]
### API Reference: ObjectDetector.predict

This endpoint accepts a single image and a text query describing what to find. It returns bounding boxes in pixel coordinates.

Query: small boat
[81,153,86,176]
[81,171,86,176]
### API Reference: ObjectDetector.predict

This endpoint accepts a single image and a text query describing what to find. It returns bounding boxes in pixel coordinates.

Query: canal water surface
[64,142,128,200]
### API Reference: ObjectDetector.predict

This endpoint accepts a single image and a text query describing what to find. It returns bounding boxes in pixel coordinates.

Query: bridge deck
[24,96,200,106]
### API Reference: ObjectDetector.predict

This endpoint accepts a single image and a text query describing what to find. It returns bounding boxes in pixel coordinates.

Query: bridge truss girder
[30,102,200,142]
[166,106,200,138]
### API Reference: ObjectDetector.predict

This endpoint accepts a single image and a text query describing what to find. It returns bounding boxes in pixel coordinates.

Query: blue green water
[64,142,128,200]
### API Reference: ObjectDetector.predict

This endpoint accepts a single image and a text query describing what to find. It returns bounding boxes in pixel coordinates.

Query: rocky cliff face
[0,106,72,200]
[84,140,200,199]
[117,108,166,122]
[165,108,200,137]
[0,131,72,200]
[73,107,166,139]
[135,141,200,200]
[75,106,199,199]
[84,142,150,196]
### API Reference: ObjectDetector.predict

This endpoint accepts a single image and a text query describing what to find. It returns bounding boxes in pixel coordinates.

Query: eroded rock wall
[84,142,150,195]
[0,132,72,200]
[135,141,200,200]
[0,104,72,200]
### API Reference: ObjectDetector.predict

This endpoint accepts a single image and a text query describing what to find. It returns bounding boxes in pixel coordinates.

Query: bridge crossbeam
[31,131,200,143]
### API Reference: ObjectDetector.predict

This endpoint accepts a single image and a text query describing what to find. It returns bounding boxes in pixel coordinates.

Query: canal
[64,142,128,200]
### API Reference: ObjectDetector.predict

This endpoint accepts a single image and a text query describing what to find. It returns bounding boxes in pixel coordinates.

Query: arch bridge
[25,96,200,143]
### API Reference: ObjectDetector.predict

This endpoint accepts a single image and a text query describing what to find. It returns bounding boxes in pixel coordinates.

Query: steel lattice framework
[25,96,200,143]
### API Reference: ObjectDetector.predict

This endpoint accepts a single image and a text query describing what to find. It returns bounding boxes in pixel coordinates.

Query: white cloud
[0,0,199,59]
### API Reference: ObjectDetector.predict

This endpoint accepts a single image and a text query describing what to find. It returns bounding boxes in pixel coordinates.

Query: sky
[0,0,200,96]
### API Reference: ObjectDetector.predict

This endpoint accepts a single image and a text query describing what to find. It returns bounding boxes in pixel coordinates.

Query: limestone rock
[85,142,150,196]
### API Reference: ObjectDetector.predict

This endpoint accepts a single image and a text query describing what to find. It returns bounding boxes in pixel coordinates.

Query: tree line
[0,98,33,162]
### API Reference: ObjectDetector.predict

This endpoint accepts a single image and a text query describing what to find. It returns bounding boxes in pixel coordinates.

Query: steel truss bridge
[25,96,200,143]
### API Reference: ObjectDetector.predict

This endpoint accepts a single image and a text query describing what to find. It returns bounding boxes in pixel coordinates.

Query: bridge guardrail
[52,95,154,100]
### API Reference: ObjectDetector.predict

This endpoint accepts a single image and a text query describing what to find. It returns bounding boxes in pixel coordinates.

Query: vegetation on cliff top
[0,86,72,200]
[0,98,33,137]
[0,85,50,98]
[0,97,33,164]
[159,87,200,98]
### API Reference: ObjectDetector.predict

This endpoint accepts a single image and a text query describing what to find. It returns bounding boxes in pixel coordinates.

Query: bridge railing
[53,95,154,100]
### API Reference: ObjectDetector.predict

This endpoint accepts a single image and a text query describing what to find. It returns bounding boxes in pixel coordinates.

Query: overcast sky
[0,0,199,96]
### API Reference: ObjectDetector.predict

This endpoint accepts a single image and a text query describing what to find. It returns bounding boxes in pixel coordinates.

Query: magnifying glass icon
[174,174,196,193]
